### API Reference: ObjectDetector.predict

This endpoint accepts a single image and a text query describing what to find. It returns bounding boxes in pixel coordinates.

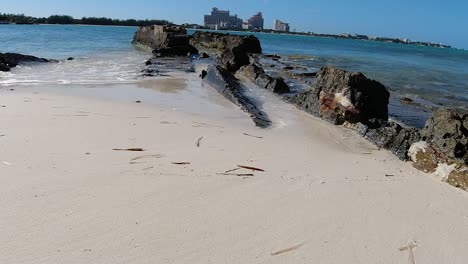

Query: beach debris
[217,167,256,177]
[196,137,204,147]
[135,100,141,103]
[217,173,254,177]
[237,165,265,172]
[385,174,395,177]
[192,121,223,128]
[243,133,263,139]
[172,162,191,165]
[399,240,418,264]
[271,243,304,256]
[0,134,5,137]
[130,154,163,162]
[2,161,13,166]
[160,121,177,125]
[113,148,145,152]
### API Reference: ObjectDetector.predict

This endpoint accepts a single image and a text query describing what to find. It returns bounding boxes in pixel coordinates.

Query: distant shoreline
[188,28,453,50]
[1,21,460,50]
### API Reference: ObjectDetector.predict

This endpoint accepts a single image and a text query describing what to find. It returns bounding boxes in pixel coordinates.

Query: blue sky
[2,0,467,48]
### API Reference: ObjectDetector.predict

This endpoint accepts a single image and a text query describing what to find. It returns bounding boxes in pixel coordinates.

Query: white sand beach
[1,79,467,264]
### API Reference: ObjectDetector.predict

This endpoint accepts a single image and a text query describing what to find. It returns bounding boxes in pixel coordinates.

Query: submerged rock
[0,52,52,72]
[238,64,290,94]
[421,109,467,164]
[203,65,271,128]
[292,66,390,125]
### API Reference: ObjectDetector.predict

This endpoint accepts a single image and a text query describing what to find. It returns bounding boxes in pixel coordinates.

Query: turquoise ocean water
[1,24,467,126]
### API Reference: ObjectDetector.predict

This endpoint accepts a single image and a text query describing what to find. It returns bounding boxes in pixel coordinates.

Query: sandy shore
[1,83,467,264]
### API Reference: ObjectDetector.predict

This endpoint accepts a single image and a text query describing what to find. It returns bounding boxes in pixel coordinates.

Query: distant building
[204,7,243,30]
[247,12,264,30]
[274,19,290,32]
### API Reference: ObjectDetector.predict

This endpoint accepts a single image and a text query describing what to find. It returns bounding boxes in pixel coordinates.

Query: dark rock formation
[238,64,290,94]
[292,66,390,125]
[200,52,210,59]
[344,119,421,161]
[0,52,52,72]
[421,109,467,164]
[191,31,262,72]
[364,120,421,160]
[132,25,198,57]
[202,65,271,128]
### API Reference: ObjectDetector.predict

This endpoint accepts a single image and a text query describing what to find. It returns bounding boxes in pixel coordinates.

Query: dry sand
[0,84,467,264]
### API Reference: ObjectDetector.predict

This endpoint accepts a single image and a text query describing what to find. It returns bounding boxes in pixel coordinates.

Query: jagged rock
[238,64,290,94]
[200,52,210,59]
[203,65,271,128]
[292,66,390,125]
[421,109,468,164]
[200,70,207,79]
[219,46,250,72]
[364,120,421,160]
[191,32,261,72]
[0,52,52,72]
[447,166,468,191]
[408,141,440,173]
[132,25,198,57]
[152,46,198,57]
[409,141,468,191]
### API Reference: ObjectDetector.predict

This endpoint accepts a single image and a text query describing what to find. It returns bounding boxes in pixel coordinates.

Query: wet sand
[0,79,468,264]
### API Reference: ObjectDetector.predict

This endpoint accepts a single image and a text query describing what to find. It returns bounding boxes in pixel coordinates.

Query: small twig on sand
[131,154,163,161]
[217,173,254,177]
[271,243,304,256]
[243,133,263,139]
[196,137,204,147]
[113,148,145,152]
[224,168,241,173]
[238,165,265,172]
[192,121,223,128]
[399,241,418,264]
[172,162,191,165]
[385,174,395,177]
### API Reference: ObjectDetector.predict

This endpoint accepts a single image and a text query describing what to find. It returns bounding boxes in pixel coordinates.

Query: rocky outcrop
[202,65,271,128]
[421,109,467,164]
[190,32,262,54]
[292,66,390,125]
[0,53,52,72]
[238,64,290,94]
[191,31,262,72]
[343,119,421,161]
[132,25,198,57]
[409,141,468,191]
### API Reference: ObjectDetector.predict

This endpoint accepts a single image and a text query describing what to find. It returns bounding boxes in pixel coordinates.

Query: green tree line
[0,13,171,26]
